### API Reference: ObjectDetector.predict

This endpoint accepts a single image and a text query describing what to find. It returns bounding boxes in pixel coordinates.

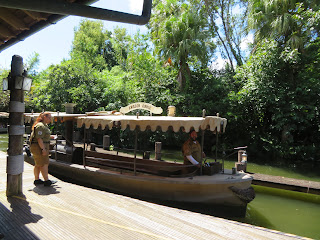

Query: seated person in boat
[182,130,205,166]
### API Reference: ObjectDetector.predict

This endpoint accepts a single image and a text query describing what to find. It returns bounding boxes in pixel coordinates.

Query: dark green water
[1,134,320,239]
[238,186,320,239]
[0,133,7,153]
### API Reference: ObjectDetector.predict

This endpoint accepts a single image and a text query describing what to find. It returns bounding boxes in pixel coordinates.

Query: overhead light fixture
[2,78,8,91]
[14,76,32,91]
[2,75,32,91]
[241,151,247,162]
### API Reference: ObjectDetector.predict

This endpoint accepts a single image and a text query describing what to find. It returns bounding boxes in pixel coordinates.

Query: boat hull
[25,155,253,210]
[0,127,7,133]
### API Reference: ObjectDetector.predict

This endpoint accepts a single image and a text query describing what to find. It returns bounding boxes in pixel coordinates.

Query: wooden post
[90,143,96,151]
[65,120,73,147]
[103,135,110,150]
[143,151,150,159]
[155,142,162,160]
[215,113,219,162]
[7,55,25,196]
[200,109,206,176]
[134,128,138,175]
[64,103,75,147]
[83,127,86,168]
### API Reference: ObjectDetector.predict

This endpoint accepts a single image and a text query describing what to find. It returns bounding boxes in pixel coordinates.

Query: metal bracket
[8,125,25,135]
[9,101,25,113]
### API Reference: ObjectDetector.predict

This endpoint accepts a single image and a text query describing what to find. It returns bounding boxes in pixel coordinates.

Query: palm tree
[149,0,214,90]
[248,0,318,51]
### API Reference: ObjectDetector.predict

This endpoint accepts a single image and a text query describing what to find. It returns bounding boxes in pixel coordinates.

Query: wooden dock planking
[0,151,311,240]
[251,173,320,195]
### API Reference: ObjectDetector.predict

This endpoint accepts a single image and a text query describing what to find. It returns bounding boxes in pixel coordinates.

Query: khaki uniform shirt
[30,122,51,144]
[182,138,202,165]
[30,122,51,165]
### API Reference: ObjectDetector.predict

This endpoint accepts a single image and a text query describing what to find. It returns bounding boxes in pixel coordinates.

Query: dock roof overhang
[0,0,152,52]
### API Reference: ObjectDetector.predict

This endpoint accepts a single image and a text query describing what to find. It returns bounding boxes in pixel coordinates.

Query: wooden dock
[0,151,310,240]
[251,173,320,195]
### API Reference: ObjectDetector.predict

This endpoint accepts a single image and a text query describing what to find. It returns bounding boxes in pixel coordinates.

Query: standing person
[30,112,54,186]
[182,129,205,166]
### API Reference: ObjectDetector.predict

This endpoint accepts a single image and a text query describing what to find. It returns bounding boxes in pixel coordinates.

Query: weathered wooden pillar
[65,120,73,146]
[200,109,206,175]
[155,142,162,160]
[103,135,110,150]
[134,128,138,175]
[6,55,25,196]
[90,143,96,151]
[64,103,76,147]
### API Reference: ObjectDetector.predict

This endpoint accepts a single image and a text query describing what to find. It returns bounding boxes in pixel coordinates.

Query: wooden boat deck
[0,151,309,239]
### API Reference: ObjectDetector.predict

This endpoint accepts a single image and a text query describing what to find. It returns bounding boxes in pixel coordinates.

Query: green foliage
[202,0,248,69]
[180,69,231,116]
[229,39,320,165]
[110,27,131,69]
[248,0,320,51]
[126,32,182,110]
[99,66,133,110]
[0,68,10,111]
[25,52,40,76]
[30,58,107,112]
[149,0,215,89]
[71,20,109,70]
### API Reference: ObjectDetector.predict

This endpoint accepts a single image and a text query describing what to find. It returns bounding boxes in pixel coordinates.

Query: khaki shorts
[30,143,49,166]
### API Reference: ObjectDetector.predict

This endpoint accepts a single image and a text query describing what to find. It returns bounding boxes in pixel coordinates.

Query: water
[1,134,320,239]
[236,186,320,239]
[0,133,7,152]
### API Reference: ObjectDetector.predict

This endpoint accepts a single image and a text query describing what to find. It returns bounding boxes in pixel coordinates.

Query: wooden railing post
[103,135,110,150]
[155,142,162,160]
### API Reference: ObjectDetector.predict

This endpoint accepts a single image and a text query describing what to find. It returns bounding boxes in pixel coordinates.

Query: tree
[126,32,181,109]
[31,58,107,112]
[202,0,248,70]
[71,20,109,70]
[25,52,40,76]
[248,0,320,51]
[0,68,10,111]
[149,0,215,90]
[110,27,132,69]
[230,38,320,165]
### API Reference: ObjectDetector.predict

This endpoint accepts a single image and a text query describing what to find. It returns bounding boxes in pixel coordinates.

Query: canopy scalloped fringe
[76,115,227,133]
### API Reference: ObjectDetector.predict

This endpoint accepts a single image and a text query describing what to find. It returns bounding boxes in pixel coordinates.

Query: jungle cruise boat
[24,103,255,216]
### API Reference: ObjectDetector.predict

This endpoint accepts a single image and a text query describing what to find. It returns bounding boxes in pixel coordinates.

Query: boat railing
[52,134,75,162]
[86,144,183,162]
[84,152,198,177]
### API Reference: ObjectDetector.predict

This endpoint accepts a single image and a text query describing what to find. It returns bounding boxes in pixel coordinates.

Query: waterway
[1,134,319,239]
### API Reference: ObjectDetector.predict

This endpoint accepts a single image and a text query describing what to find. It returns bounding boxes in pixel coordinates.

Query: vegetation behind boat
[42,117,320,182]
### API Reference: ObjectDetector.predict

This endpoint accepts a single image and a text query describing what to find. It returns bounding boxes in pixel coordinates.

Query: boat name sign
[120,102,163,115]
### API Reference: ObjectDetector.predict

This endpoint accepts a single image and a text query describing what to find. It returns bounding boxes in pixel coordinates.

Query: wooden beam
[23,10,46,21]
[0,8,29,30]
[0,24,14,38]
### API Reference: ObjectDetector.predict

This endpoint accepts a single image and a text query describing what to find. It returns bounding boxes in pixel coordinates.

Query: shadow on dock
[0,195,42,239]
